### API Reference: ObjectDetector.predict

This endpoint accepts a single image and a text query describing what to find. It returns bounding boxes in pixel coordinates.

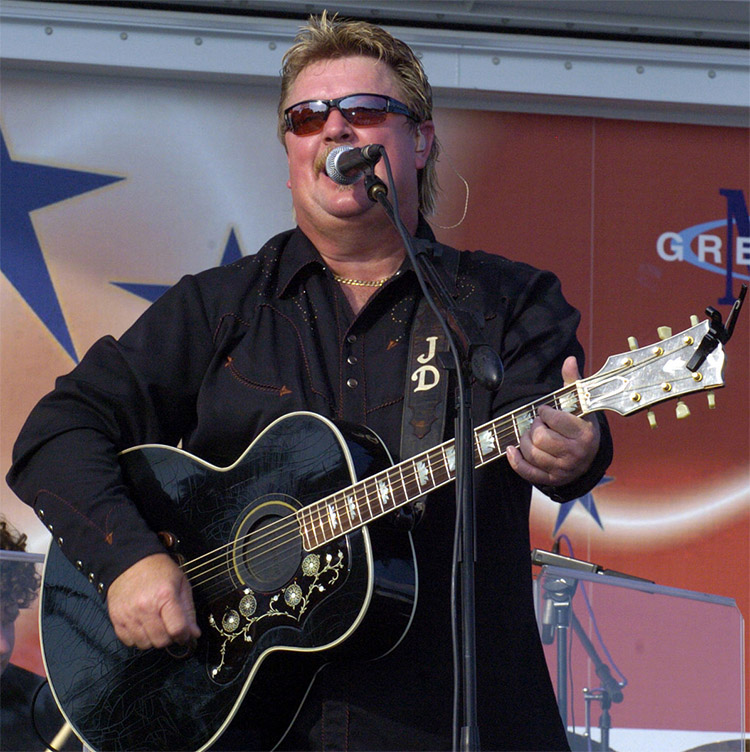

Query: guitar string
[180,378,600,593]
[180,429,468,588]
[180,354,688,594]
[177,426,465,585]
[181,379,598,594]
[181,444,451,594]
[182,461,442,595]
[179,387,578,594]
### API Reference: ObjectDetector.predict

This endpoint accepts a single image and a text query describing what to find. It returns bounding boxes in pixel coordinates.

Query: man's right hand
[106,553,201,649]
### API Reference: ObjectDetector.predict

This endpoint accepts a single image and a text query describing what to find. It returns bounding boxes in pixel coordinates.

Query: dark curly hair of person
[1,517,41,623]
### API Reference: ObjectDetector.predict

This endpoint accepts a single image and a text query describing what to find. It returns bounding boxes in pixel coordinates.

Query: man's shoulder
[448,246,552,296]
[459,247,539,274]
[194,229,295,283]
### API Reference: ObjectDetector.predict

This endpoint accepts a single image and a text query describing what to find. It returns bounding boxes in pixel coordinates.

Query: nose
[321,107,355,142]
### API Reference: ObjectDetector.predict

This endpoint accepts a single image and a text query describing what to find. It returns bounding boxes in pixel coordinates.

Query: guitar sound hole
[230,497,302,592]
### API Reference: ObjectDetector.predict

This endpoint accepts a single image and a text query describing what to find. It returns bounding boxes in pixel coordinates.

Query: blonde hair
[278,11,441,216]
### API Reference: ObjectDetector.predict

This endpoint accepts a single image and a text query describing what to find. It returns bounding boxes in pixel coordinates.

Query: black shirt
[8,226,611,750]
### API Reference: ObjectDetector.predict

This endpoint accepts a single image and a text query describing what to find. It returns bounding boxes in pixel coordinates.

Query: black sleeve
[487,259,613,502]
[6,274,216,595]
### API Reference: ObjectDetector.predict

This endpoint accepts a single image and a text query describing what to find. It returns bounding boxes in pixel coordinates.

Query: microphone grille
[325,145,361,185]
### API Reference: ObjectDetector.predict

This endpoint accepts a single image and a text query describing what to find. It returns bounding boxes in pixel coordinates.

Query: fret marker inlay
[416,460,429,487]
[478,430,495,456]
[327,504,338,530]
[377,480,390,507]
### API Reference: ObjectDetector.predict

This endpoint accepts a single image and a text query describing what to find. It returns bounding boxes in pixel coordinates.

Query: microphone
[325,144,383,185]
[540,539,560,645]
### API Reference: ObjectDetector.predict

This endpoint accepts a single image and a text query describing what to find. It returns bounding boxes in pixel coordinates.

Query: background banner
[1,67,747,746]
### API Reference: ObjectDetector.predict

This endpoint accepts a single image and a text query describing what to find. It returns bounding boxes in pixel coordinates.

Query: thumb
[561,355,581,386]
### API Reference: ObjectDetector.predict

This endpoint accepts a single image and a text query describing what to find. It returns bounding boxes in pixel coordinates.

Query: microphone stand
[363,156,502,752]
[532,552,627,751]
[572,610,622,752]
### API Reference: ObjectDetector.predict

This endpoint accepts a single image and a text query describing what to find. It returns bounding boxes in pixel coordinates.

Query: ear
[414,121,435,169]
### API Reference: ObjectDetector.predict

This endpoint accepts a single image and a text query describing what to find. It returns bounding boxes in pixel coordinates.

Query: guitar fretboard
[296,384,582,550]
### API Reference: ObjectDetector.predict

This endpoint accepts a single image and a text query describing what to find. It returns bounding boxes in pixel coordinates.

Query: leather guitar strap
[397,243,460,526]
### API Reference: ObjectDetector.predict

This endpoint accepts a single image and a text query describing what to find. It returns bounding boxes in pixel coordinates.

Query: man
[8,12,611,751]
[0,518,74,751]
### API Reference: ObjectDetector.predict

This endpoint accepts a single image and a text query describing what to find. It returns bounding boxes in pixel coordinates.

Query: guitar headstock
[580,319,725,418]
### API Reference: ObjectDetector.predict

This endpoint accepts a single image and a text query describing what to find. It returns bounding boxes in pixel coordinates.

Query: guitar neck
[297,316,728,551]
[297,384,581,550]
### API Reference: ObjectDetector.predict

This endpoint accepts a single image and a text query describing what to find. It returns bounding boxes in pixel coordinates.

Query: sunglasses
[283,93,419,136]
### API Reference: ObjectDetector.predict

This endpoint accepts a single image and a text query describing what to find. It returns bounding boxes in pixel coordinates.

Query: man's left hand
[506,356,600,488]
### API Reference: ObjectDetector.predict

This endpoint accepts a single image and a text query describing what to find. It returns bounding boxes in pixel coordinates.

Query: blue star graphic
[1,128,124,362]
[553,475,613,536]
[111,227,244,303]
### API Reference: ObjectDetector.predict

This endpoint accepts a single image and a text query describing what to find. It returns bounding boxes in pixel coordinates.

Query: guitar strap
[397,242,461,526]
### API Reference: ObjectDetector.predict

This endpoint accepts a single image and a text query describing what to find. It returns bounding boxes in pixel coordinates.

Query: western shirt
[8,225,611,750]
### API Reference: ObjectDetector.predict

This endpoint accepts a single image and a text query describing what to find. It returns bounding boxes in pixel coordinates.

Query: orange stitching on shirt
[365,395,404,416]
[224,357,288,395]
[218,304,333,409]
[36,489,110,540]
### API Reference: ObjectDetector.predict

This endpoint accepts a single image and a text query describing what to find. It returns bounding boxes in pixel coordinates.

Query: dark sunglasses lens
[340,95,389,126]
[288,102,329,135]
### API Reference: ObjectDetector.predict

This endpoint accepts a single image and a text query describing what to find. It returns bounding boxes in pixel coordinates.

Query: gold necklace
[332,272,392,288]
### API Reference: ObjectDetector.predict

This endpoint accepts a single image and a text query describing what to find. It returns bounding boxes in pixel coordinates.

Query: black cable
[30,677,64,752]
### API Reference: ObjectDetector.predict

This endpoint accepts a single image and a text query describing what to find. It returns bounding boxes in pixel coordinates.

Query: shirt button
[346,378,359,389]
[347,355,358,365]
[346,334,357,344]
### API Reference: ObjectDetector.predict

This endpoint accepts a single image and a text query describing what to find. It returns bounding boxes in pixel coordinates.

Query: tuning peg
[647,410,658,429]
[627,336,639,351]
[707,391,716,409]
[690,315,699,326]
[657,326,673,340]
[675,400,691,419]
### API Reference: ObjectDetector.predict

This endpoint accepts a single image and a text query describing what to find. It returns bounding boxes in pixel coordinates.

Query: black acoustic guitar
[40,319,727,751]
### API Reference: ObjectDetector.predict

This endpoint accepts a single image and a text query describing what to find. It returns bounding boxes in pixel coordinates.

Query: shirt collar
[275,217,438,298]
[275,227,326,298]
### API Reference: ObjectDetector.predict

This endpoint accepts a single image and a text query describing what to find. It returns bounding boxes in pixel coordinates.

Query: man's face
[282,55,433,236]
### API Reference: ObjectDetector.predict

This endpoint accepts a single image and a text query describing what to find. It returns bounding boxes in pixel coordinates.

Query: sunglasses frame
[283,92,419,135]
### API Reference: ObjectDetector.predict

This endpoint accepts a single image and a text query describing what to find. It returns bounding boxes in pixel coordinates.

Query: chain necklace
[332,272,393,288]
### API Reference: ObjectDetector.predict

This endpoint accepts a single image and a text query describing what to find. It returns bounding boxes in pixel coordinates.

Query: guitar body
[40,412,417,752]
